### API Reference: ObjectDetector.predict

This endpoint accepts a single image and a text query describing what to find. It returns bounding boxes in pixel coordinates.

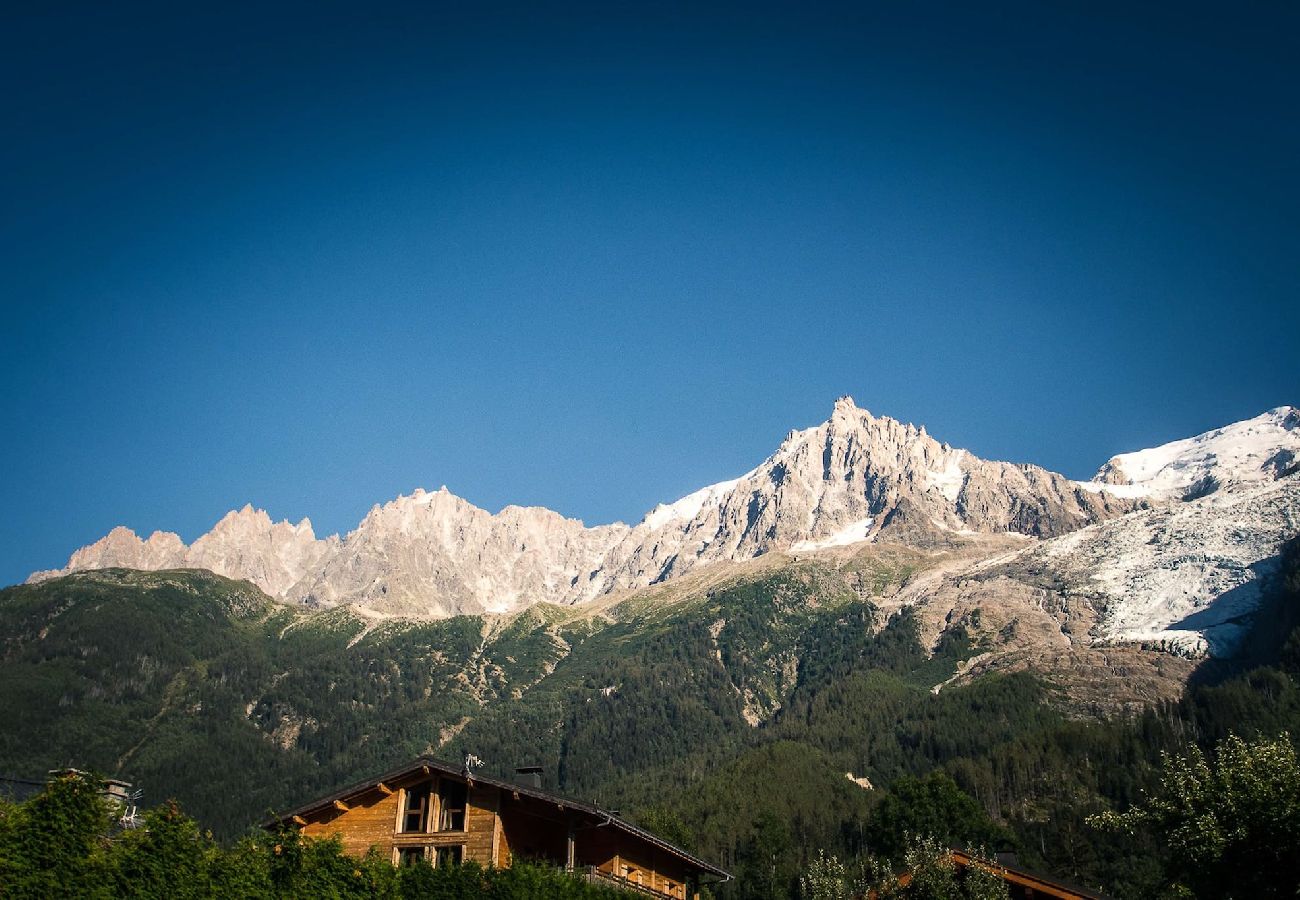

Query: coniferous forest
[1,538,1298,898]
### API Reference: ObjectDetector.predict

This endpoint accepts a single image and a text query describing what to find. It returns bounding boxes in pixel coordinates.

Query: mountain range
[6,398,1300,898]
[27,399,1300,658]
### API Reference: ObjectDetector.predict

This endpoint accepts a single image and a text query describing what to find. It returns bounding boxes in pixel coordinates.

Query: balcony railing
[579,865,682,899]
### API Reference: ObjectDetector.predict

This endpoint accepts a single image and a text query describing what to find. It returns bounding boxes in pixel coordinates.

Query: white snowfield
[926,449,967,503]
[1086,406,1299,500]
[640,478,741,530]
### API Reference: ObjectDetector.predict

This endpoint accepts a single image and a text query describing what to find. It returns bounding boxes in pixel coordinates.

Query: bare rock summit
[34,398,1294,621]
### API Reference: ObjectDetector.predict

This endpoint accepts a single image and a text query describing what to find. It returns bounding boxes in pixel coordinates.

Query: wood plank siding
[272,757,728,900]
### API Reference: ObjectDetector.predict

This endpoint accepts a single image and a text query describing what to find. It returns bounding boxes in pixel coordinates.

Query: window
[437,780,467,831]
[396,847,425,867]
[434,845,463,867]
[400,785,430,833]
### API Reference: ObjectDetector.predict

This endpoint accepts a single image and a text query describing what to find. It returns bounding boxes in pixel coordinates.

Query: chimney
[515,766,543,789]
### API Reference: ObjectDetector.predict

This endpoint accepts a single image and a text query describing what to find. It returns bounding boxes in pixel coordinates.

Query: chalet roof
[948,848,1113,900]
[265,755,730,880]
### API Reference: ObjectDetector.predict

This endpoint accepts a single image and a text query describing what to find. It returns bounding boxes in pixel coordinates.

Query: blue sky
[2,2,1296,585]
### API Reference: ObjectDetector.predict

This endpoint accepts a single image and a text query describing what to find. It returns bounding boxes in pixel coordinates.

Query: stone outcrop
[35,398,1296,622]
[29,506,332,601]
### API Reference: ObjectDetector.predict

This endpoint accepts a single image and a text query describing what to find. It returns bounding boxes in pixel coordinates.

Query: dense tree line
[2,539,1300,898]
[0,773,635,899]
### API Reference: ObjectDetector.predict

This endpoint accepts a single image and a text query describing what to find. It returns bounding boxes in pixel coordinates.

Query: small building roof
[948,848,1114,900]
[264,755,730,880]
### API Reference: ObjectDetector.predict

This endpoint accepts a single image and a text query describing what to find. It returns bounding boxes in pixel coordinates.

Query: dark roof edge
[263,756,729,879]
[949,847,1113,900]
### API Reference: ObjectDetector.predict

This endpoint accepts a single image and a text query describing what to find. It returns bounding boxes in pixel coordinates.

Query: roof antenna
[118,788,144,830]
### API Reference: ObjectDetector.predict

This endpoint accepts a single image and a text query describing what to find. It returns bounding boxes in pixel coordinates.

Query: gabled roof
[265,756,730,880]
[948,848,1113,900]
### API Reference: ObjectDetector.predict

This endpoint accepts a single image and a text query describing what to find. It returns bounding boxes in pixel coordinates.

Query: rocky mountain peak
[831,394,863,418]
[45,399,1288,620]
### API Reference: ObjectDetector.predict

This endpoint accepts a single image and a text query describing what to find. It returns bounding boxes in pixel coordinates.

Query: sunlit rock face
[283,489,629,617]
[33,400,1295,622]
[584,396,1138,599]
[29,506,332,601]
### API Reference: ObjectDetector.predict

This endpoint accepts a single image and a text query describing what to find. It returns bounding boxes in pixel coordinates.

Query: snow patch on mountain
[926,450,967,503]
[790,518,875,552]
[641,478,741,530]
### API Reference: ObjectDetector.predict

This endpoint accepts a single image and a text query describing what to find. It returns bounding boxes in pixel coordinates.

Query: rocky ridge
[30,398,1140,617]
[28,400,1297,639]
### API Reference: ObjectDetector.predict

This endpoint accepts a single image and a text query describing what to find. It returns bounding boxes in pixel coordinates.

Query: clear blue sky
[2,2,1296,586]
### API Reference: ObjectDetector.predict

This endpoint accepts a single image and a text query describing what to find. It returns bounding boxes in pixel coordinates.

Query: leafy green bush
[1091,733,1300,898]
[0,773,635,899]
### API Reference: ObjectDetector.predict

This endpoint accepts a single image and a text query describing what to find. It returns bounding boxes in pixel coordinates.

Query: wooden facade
[267,757,728,899]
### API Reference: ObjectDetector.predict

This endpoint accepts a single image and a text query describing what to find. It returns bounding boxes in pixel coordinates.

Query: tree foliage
[1091,733,1300,898]
[0,773,636,898]
[867,836,1009,900]
[5,544,1300,900]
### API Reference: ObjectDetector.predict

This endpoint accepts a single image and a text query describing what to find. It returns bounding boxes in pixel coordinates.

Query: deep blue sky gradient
[2,2,1297,585]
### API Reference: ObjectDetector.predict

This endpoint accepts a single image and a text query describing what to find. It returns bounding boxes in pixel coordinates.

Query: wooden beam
[376,782,394,796]
[333,799,349,812]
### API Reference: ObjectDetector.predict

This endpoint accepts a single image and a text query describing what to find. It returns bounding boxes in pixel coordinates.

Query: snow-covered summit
[1089,406,1299,500]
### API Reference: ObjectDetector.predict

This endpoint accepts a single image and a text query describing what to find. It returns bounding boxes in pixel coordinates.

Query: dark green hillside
[0,560,971,840]
[0,570,520,832]
[2,542,1299,898]
[0,570,289,787]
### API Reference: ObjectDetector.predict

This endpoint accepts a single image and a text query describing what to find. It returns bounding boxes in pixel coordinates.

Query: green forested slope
[1,539,1299,899]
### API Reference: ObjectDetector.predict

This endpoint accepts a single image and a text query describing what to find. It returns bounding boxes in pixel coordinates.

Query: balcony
[579,865,683,899]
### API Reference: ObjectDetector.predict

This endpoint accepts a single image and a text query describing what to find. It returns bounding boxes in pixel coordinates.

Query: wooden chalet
[266,756,729,899]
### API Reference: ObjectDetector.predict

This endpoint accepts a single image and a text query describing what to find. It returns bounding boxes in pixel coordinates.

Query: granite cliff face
[582,396,1137,598]
[284,490,626,617]
[31,506,334,601]
[31,399,1293,625]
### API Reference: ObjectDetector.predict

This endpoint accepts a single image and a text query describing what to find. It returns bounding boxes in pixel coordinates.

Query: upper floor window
[438,780,467,831]
[400,785,430,833]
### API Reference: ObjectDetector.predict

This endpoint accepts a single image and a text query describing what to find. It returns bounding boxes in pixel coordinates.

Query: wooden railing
[579,865,681,898]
